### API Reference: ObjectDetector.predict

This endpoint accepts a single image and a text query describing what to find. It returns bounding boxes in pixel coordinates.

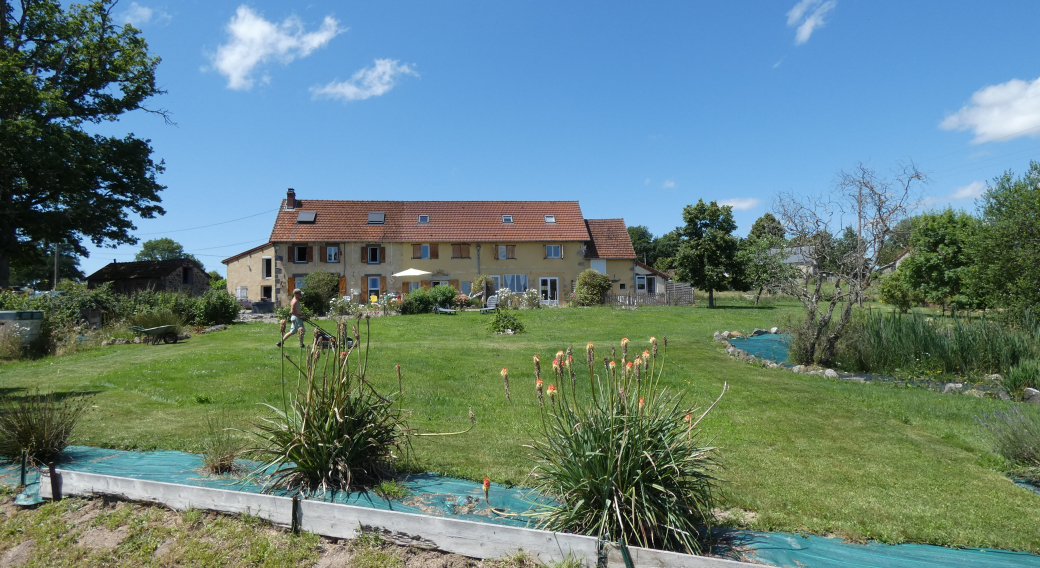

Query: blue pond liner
[728,333,792,363]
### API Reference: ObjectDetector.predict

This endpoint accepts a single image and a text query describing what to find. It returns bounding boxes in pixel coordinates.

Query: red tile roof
[584,219,636,259]
[269,200,590,243]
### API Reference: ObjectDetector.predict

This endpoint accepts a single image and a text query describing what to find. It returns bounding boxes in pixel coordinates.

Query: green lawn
[2,304,1039,552]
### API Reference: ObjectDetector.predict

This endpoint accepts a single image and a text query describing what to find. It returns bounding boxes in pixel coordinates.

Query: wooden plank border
[40,469,758,568]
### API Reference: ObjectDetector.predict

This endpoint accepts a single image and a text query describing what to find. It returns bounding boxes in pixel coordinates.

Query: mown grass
[1,304,1039,552]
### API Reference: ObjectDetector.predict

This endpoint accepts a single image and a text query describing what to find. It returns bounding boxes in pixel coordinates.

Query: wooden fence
[605,282,695,306]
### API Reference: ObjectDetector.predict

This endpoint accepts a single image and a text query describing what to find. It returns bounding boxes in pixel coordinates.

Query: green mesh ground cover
[0,446,541,527]
[5,447,1040,567]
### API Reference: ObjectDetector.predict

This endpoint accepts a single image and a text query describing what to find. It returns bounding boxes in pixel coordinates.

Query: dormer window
[502,215,513,224]
[368,212,385,224]
[418,215,430,224]
[544,214,556,223]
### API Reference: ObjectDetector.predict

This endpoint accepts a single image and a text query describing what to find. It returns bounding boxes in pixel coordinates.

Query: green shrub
[487,310,525,334]
[878,271,923,313]
[1002,360,1040,399]
[976,405,1040,480]
[130,309,184,333]
[275,303,315,321]
[521,338,723,553]
[0,389,90,463]
[573,269,611,306]
[400,287,436,315]
[192,290,238,326]
[430,285,458,309]
[302,270,341,315]
[249,318,406,494]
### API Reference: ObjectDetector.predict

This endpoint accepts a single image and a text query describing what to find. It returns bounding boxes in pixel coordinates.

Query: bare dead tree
[774,163,924,365]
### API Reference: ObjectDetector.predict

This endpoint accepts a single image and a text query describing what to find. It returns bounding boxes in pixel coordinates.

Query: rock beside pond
[750,328,769,337]
[720,331,731,339]
[943,382,964,394]
[770,327,780,334]
[824,369,839,379]
[714,332,723,342]
[200,324,228,334]
[730,331,744,338]
[1024,388,1040,404]
[792,365,806,374]
[964,389,986,398]
[983,374,1002,382]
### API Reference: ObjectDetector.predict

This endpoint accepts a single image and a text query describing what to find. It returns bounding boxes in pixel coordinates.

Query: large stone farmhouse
[87,258,210,296]
[222,189,665,307]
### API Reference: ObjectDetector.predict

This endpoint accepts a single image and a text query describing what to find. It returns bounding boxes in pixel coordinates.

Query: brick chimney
[285,188,296,210]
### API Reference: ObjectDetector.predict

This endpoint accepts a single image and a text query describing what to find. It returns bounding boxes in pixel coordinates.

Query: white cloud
[662,179,676,188]
[787,0,836,45]
[120,3,169,27]
[311,59,417,102]
[211,6,343,90]
[940,75,1040,143]
[719,198,761,211]
[923,180,987,206]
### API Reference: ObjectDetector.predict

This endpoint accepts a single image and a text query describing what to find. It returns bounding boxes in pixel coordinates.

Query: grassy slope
[1,304,1039,552]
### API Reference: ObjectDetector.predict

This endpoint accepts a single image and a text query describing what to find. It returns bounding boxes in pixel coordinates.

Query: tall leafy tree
[627,225,655,264]
[674,199,740,308]
[0,0,167,286]
[748,213,785,241]
[135,238,202,268]
[899,208,980,315]
[972,162,1040,322]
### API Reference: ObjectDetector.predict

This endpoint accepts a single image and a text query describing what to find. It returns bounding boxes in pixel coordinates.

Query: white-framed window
[409,282,420,292]
[262,256,272,278]
[544,214,556,223]
[539,277,558,304]
[367,276,381,299]
[502,274,528,292]
[326,246,339,262]
[421,244,430,259]
[294,245,308,263]
[418,215,430,224]
[590,259,606,274]
[637,275,657,292]
[636,275,646,291]
[431,280,450,287]
[367,246,380,264]
[546,244,561,259]
[619,283,627,291]
[461,282,472,295]
[502,214,513,223]
[490,275,501,291]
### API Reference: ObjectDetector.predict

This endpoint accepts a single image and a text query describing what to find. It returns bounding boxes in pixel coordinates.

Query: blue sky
[81,0,1040,277]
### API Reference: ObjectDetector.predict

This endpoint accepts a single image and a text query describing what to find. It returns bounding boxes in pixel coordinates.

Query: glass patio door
[539,277,558,304]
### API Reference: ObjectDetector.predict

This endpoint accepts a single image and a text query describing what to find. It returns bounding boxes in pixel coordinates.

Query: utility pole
[52,243,59,291]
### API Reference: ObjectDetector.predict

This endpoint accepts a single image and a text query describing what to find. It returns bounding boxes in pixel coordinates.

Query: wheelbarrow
[129,325,181,344]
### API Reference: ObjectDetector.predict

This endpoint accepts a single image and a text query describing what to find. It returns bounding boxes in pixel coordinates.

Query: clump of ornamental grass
[0,388,91,463]
[250,316,474,496]
[1002,359,1040,399]
[508,337,726,554]
[976,405,1040,482]
[201,409,246,475]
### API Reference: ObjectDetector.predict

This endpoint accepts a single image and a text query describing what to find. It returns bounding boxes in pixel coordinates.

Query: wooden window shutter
[338,277,346,297]
[380,277,387,294]
[462,244,470,258]
[449,279,459,290]
[380,247,386,263]
[452,244,461,258]
[507,245,515,259]
[560,244,564,259]
[544,245,547,259]
[287,277,295,296]
[307,246,314,263]
[412,244,421,259]
[493,245,499,260]
[361,246,367,262]
[400,281,408,295]
[430,244,439,259]
[320,246,327,262]
[421,280,431,289]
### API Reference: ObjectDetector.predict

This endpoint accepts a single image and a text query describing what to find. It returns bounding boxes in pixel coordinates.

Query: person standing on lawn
[277,288,307,347]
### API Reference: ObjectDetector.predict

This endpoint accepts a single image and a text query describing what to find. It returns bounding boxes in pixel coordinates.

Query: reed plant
[976,405,1040,482]
[1001,359,1040,399]
[835,310,1039,377]
[0,388,90,463]
[249,316,473,495]
[513,338,726,554]
[201,409,246,475]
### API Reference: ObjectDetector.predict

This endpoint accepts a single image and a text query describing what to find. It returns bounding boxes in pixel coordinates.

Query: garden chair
[479,295,499,314]
[435,306,457,315]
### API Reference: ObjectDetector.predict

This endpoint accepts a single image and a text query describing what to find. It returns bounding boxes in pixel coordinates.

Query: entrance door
[539,277,558,305]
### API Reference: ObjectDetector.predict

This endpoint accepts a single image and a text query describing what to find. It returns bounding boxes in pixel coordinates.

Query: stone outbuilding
[86,258,210,296]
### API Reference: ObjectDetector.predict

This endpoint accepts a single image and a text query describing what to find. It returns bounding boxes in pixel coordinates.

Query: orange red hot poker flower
[483,477,490,502]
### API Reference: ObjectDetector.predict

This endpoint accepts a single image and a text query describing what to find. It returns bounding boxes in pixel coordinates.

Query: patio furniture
[435,306,457,315]
[479,295,499,314]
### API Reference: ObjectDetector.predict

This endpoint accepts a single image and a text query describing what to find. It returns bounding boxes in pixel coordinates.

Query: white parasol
[392,268,433,277]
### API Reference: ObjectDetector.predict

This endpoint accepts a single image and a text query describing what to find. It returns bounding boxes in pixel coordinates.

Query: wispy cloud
[719,198,761,211]
[787,0,836,45]
[311,59,417,102]
[120,2,169,27]
[923,180,987,206]
[211,5,343,90]
[662,179,676,188]
[940,75,1040,143]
